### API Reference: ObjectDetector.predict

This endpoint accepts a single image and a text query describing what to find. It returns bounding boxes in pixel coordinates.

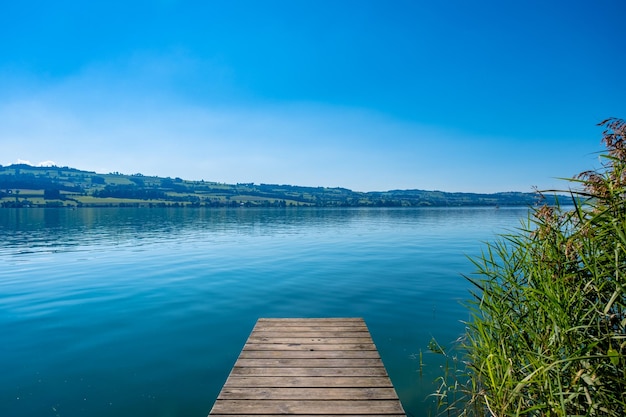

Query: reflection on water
[1,207,530,417]
[2,207,525,254]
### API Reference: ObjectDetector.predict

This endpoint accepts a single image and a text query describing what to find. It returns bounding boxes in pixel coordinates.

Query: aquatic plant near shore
[431,118,626,416]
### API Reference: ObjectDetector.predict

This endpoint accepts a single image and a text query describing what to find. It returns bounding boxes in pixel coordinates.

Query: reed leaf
[431,118,626,416]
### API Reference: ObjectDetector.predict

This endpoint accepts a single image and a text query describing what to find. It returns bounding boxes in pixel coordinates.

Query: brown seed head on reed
[599,117,626,161]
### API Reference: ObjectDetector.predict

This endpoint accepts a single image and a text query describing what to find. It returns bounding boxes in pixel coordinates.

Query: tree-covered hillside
[0,164,556,208]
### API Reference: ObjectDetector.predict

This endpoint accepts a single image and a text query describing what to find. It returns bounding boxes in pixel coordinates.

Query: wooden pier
[209,318,406,416]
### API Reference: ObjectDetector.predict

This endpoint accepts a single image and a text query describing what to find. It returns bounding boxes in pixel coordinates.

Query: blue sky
[1,1,624,192]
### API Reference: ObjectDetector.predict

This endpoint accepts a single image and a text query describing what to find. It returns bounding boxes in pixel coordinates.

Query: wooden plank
[251,326,369,333]
[243,343,377,351]
[250,331,372,338]
[217,387,400,400]
[223,376,395,388]
[254,321,363,327]
[234,358,384,368]
[230,366,387,377]
[238,349,381,359]
[209,318,406,416]
[247,336,373,344]
[210,400,405,414]
[256,318,364,324]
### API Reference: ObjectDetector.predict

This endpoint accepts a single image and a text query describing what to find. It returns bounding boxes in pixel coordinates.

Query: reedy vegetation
[432,118,626,416]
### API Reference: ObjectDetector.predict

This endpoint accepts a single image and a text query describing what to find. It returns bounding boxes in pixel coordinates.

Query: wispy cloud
[15,159,57,167]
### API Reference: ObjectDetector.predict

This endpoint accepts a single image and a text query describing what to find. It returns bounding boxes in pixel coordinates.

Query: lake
[1,206,531,417]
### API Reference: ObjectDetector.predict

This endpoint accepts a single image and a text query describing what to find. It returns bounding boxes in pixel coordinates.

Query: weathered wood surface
[209,318,406,416]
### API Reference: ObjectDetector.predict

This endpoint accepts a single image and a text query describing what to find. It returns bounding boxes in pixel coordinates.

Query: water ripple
[0,207,530,417]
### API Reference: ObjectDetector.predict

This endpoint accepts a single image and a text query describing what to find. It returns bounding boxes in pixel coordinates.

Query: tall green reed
[431,118,626,416]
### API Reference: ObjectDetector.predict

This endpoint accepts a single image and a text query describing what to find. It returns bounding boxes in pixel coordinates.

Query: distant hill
[0,164,567,208]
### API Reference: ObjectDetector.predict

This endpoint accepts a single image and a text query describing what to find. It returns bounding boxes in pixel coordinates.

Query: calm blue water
[1,207,530,417]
